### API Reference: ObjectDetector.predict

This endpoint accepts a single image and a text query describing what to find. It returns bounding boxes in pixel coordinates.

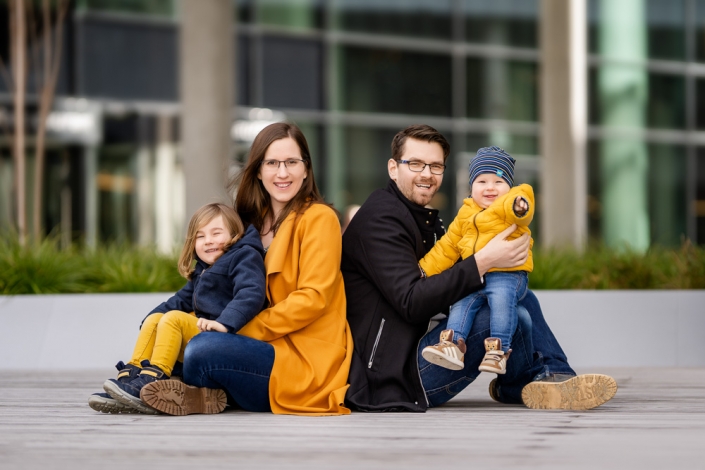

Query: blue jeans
[183,332,273,412]
[419,289,575,406]
[448,271,528,351]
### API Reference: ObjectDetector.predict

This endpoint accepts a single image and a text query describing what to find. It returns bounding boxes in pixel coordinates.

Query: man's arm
[474,224,530,277]
[347,201,482,325]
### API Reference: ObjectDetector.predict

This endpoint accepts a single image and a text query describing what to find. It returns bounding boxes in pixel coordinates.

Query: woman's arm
[238,205,342,342]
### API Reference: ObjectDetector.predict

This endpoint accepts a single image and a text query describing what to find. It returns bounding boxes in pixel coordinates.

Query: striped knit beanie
[468,146,516,187]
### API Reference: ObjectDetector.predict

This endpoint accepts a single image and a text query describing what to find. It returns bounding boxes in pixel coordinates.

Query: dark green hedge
[1,233,704,294]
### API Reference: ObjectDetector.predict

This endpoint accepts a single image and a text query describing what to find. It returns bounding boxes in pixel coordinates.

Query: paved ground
[0,367,703,470]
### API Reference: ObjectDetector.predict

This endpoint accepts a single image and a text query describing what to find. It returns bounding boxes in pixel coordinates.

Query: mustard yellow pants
[127,310,200,376]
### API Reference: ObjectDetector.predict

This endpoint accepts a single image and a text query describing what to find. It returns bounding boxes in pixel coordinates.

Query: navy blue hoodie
[148,224,266,333]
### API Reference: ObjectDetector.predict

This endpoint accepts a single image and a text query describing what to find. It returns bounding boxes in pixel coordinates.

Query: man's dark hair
[391,124,451,162]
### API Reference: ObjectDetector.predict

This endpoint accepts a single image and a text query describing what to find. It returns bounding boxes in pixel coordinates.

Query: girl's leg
[127,313,164,367]
[183,332,273,412]
[149,310,200,376]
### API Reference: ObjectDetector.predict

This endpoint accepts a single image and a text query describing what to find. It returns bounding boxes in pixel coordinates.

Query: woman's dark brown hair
[230,122,326,235]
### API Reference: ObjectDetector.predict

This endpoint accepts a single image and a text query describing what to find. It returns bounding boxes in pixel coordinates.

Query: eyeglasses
[396,160,446,175]
[261,159,306,171]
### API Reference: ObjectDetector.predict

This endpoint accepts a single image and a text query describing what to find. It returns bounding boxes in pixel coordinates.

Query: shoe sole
[421,348,464,371]
[103,380,160,415]
[88,394,139,414]
[488,379,500,403]
[521,374,618,410]
[140,380,227,416]
[478,364,506,374]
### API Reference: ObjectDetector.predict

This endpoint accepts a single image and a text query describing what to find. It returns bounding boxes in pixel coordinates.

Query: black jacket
[149,224,267,333]
[342,180,484,412]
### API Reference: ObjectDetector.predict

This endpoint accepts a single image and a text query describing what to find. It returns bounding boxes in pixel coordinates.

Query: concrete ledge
[0,291,703,369]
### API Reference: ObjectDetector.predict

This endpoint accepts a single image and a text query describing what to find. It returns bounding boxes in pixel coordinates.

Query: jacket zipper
[472,210,483,254]
[368,318,386,368]
[193,268,207,312]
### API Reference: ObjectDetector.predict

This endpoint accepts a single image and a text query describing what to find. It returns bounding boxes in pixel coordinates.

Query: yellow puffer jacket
[419,184,534,276]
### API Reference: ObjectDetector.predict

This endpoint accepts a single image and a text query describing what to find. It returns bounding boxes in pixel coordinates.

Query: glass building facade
[0,0,704,249]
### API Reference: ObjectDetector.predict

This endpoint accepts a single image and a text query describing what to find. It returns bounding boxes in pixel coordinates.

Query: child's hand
[197,318,228,333]
[513,196,528,217]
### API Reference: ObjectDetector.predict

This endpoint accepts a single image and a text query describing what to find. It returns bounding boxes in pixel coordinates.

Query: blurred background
[1,0,704,254]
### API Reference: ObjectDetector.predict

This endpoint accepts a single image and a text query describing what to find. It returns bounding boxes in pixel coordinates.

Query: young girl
[88,203,266,414]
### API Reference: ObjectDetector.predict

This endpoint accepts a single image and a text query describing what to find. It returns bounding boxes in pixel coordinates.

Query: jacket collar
[386,179,442,249]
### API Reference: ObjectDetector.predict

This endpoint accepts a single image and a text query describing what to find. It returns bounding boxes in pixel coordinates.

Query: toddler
[420,146,534,375]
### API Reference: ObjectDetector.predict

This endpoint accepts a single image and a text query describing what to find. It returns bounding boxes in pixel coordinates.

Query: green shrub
[530,242,705,290]
[82,244,184,293]
[0,234,85,294]
[1,232,703,294]
[0,232,184,295]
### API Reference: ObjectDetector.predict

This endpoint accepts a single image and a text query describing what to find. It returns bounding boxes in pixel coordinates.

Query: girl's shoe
[140,380,227,416]
[103,364,168,414]
[88,392,140,414]
[88,361,142,414]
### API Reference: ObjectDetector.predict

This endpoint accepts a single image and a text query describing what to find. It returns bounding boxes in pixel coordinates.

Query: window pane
[262,36,323,110]
[467,58,538,121]
[464,0,538,48]
[77,0,176,17]
[697,149,705,244]
[333,0,452,40]
[235,0,253,23]
[588,140,687,247]
[78,16,178,101]
[589,66,685,130]
[256,0,323,30]
[339,46,452,116]
[589,0,686,61]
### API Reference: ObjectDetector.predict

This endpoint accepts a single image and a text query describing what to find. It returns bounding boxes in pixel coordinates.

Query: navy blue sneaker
[103,364,169,414]
[88,361,142,414]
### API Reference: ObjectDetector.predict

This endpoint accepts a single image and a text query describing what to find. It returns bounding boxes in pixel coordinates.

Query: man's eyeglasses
[261,159,305,171]
[396,160,446,175]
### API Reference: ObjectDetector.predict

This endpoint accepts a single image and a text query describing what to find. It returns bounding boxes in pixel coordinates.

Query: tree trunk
[11,0,27,245]
[32,0,68,241]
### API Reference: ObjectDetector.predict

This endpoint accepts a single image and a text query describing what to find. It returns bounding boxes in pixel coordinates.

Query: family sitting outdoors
[88,122,617,416]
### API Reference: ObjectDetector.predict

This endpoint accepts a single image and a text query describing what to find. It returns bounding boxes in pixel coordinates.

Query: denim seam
[425,376,472,396]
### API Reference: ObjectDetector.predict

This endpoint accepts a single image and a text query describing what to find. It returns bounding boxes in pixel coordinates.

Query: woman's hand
[197,318,228,333]
[474,224,530,276]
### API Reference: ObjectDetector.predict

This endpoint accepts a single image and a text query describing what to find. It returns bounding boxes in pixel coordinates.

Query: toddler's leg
[421,292,486,371]
[447,291,485,344]
[484,272,528,352]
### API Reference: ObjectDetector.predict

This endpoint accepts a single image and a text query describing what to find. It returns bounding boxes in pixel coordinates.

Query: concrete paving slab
[0,367,703,470]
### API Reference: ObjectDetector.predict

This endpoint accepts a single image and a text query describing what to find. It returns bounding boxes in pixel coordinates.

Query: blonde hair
[178,203,245,279]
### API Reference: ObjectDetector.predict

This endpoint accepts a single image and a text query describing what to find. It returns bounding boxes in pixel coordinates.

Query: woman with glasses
[141,122,353,415]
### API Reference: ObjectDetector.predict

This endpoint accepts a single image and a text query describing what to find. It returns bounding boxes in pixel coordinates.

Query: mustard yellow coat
[419,184,535,276]
[238,203,353,416]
